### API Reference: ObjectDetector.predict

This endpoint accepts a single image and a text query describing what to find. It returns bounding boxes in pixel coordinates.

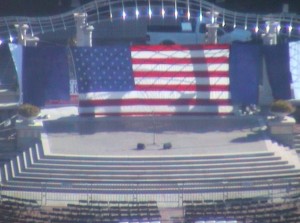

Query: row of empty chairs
[46,200,161,223]
[183,197,300,223]
[0,196,161,223]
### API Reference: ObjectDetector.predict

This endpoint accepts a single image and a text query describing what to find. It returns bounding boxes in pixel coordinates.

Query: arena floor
[41,106,269,157]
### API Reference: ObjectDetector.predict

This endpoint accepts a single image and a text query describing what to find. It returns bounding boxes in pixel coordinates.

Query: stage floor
[41,109,269,157]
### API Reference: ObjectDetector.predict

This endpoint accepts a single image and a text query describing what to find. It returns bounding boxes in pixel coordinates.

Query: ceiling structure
[0,0,300,44]
[0,0,299,17]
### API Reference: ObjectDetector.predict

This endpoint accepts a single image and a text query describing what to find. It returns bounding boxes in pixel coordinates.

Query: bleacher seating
[0,141,300,194]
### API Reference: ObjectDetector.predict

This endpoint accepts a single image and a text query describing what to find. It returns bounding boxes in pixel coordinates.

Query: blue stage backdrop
[263,44,292,100]
[23,46,70,106]
[229,43,262,105]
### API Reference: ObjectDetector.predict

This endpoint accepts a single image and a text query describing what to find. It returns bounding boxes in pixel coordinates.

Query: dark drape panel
[263,44,292,100]
[229,42,262,105]
[23,46,70,106]
[0,44,18,88]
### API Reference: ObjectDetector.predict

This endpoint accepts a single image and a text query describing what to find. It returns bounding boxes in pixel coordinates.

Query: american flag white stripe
[134,77,230,86]
[131,49,229,59]
[79,91,231,101]
[79,105,233,115]
[132,64,229,72]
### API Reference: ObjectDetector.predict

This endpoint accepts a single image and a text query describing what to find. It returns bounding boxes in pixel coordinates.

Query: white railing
[0,0,299,43]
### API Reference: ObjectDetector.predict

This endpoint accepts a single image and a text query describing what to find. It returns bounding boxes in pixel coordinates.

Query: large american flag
[72,44,233,116]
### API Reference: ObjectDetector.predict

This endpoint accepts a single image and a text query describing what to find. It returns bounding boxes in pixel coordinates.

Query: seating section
[0,195,42,223]
[183,197,300,223]
[48,200,160,223]
[0,141,300,193]
[0,196,161,223]
[1,194,299,223]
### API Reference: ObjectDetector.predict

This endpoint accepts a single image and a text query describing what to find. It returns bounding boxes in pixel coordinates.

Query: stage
[41,107,269,157]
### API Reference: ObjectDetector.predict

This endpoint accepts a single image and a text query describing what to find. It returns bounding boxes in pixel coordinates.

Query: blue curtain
[9,44,23,103]
[229,42,262,105]
[23,46,70,106]
[0,44,18,89]
[263,44,292,100]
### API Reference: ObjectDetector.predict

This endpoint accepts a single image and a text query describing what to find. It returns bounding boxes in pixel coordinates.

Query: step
[27,160,289,171]
[293,144,300,149]
[8,171,300,186]
[12,169,300,182]
[33,155,282,167]
[25,164,295,175]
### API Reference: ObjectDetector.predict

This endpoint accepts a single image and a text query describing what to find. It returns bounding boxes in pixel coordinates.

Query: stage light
[187,0,190,20]
[199,13,203,22]
[276,24,281,33]
[149,8,152,19]
[244,15,248,30]
[108,0,112,20]
[135,9,139,19]
[255,17,259,33]
[0,40,2,45]
[233,13,236,28]
[161,0,165,18]
[266,23,270,33]
[222,13,225,27]
[175,0,178,19]
[122,11,126,20]
[9,36,13,42]
[148,0,152,19]
[199,0,202,22]
[288,24,293,35]
[121,0,126,20]
[162,8,165,18]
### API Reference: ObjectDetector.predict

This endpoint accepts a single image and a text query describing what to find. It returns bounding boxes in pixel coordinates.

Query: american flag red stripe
[130,44,230,51]
[78,44,233,116]
[134,85,229,91]
[131,57,229,64]
[133,71,229,78]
